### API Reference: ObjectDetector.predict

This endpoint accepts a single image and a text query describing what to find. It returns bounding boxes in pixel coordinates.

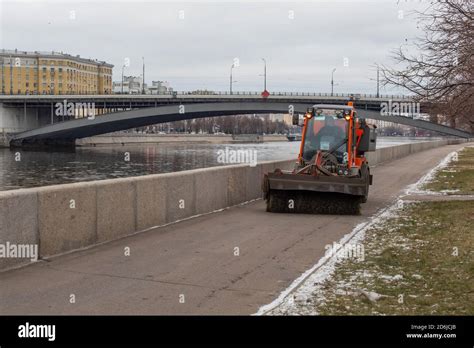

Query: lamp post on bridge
[331,68,336,96]
[369,63,380,98]
[142,57,145,95]
[121,64,127,94]
[230,63,237,95]
[260,58,270,98]
[261,58,267,91]
[376,65,380,98]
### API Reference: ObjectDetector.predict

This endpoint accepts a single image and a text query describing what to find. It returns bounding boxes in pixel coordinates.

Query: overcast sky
[0,0,429,94]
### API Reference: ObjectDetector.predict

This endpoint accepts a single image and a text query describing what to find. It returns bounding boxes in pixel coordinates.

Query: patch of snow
[380,274,403,282]
[405,150,460,196]
[440,189,460,193]
[293,293,309,304]
[354,288,391,303]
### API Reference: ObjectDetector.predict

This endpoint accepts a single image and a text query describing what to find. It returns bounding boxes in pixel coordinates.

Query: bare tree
[381,0,473,131]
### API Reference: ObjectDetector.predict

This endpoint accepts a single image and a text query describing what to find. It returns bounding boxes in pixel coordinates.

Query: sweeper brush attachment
[266,190,362,215]
[262,171,366,215]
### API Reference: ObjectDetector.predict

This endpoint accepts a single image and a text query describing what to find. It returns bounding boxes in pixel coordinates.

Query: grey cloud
[0,0,428,93]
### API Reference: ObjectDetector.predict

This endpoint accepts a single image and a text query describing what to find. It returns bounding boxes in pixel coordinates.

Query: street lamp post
[376,65,380,98]
[331,68,336,96]
[121,64,126,94]
[261,58,267,91]
[230,64,235,94]
[369,63,381,98]
[142,57,145,95]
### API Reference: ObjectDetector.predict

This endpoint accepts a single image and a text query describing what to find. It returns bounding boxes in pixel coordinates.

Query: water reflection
[0,137,436,191]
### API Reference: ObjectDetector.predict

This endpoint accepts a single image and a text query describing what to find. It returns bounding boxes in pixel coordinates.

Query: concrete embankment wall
[76,134,287,146]
[0,160,294,271]
[365,139,463,166]
[0,139,464,271]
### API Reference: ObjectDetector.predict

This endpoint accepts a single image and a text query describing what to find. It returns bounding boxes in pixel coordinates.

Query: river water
[0,137,438,191]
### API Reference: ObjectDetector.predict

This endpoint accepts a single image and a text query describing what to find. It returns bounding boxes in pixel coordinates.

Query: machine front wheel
[360,164,370,203]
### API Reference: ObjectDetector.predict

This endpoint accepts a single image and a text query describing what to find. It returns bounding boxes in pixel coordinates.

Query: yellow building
[0,49,113,95]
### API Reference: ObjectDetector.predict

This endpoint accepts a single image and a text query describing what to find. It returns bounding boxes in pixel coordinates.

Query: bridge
[0,91,418,110]
[1,92,472,147]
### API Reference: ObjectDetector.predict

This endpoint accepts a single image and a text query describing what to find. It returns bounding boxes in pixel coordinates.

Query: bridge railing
[167,91,411,99]
[0,91,413,99]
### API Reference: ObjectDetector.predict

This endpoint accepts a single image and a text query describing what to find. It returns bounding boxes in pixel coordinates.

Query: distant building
[113,76,145,94]
[113,78,173,95]
[148,80,173,94]
[0,49,113,95]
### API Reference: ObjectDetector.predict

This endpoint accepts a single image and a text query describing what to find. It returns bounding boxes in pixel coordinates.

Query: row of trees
[382,0,473,132]
[141,115,290,135]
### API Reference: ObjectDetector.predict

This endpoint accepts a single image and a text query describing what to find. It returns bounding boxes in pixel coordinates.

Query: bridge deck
[0,143,466,314]
[9,102,473,145]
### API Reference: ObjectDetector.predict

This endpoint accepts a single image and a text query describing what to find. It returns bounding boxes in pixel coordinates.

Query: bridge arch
[11,102,472,147]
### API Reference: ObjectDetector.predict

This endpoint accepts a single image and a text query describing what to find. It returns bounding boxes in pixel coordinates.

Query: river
[0,137,439,191]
